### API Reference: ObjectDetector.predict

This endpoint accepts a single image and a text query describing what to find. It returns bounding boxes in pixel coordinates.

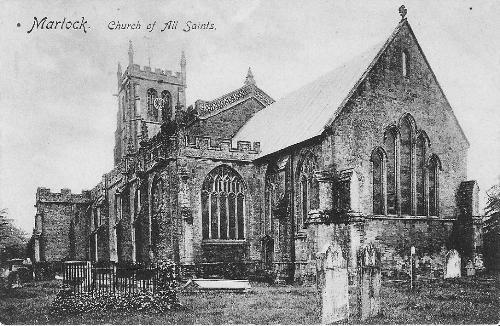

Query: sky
[0,0,499,233]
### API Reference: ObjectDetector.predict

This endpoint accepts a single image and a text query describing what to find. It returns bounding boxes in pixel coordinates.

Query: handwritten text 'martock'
[27,17,88,34]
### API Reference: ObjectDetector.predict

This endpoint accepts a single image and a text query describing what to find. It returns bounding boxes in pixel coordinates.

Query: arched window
[147,88,158,121]
[201,165,245,240]
[264,164,279,236]
[371,148,385,215]
[400,118,413,215]
[385,128,398,214]
[150,177,162,257]
[416,133,428,215]
[161,90,172,122]
[297,153,319,230]
[428,155,441,216]
[402,50,409,77]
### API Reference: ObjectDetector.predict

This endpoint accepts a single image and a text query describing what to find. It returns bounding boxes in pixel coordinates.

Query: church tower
[113,41,187,165]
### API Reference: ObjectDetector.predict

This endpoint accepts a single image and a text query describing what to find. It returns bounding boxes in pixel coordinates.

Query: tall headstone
[316,241,349,323]
[444,249,461,279]
[357,243,382,320]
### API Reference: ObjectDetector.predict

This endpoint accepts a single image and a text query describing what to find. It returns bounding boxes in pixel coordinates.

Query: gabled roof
[235,19,469,158]
[195,83,274,120]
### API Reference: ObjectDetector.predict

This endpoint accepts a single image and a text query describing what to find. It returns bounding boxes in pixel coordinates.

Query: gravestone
[357,244,382,321]
[465,260,475,276]
[183,279,251,293]
[444,249,461,279]
[316,241,349,324]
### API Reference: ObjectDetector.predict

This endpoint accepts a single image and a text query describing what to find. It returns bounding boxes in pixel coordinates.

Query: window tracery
[297,152,319,230]
[201,165,245,240]
[373,113,440,217]
[147,88,158,121]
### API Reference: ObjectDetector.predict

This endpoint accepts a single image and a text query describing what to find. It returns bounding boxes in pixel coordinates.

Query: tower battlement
[36,187,91,204]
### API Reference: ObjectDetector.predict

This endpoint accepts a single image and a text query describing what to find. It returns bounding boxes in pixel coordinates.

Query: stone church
[31,14,482,282]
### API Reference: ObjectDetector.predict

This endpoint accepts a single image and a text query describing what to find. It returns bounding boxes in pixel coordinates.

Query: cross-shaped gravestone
[316,241,349,323]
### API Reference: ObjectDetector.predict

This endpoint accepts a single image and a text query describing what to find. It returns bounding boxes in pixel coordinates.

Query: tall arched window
[371,148,385,215]
[297,153,319,230]
[147,88,158,121]
[161,90,172,122]
[201,165,245,240]
[150,177,162,257]
[385,128,398,215]
[264,164,279,236]
[428,155,441,216]
[416,133,428,215]
[400,118,413,215]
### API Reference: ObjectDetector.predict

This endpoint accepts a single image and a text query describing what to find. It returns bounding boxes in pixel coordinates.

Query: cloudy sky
[0,0,499,233]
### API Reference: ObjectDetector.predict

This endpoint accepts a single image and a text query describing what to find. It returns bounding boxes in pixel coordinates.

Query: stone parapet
[36,187,91,204]
[180,135,260,161]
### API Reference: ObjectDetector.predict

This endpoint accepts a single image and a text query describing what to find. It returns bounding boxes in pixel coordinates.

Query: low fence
[63,260,315,293]
[63,261,178,294]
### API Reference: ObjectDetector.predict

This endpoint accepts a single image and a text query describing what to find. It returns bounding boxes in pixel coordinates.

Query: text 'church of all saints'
[30,13,483,282]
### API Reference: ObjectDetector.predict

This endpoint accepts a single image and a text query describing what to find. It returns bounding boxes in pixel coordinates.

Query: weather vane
[399,5,408,20]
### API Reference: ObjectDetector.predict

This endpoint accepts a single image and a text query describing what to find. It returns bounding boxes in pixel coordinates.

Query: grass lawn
[0,276,498,324]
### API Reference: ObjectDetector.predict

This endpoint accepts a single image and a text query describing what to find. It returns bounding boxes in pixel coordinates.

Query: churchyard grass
[0,275,498,324]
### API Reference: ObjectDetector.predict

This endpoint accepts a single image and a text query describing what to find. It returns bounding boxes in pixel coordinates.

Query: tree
[0,209,29,263]
[485,183,500,216]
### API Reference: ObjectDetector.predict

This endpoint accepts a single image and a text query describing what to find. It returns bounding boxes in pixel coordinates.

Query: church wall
[187,98,266,142]
[330,23,468,220]
[106,186,119,262]
[35,188,91,262]
[72,210,89,261]
[178,155,263,264]
[148,161,181,262]
[327,23,468,276]
[363,219,453,277]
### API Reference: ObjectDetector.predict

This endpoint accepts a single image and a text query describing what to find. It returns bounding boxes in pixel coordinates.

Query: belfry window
[147,88,158,121]
[161,90,172,122]
[201,165,245,240]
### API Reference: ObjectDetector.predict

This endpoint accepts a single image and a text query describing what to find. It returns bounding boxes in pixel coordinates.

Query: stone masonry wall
[178,153,263,264]
[36,188,91,262]
[330,22,468,220]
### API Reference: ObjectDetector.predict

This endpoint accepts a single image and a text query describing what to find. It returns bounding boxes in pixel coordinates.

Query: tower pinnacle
[128,40,134,65]
[180,50,187,86]
[244,67,255,86]
[180,50,186,66]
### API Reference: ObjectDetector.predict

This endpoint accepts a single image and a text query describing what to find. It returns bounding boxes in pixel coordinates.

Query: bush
[49,259,179,317]
[49,288,179,317]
